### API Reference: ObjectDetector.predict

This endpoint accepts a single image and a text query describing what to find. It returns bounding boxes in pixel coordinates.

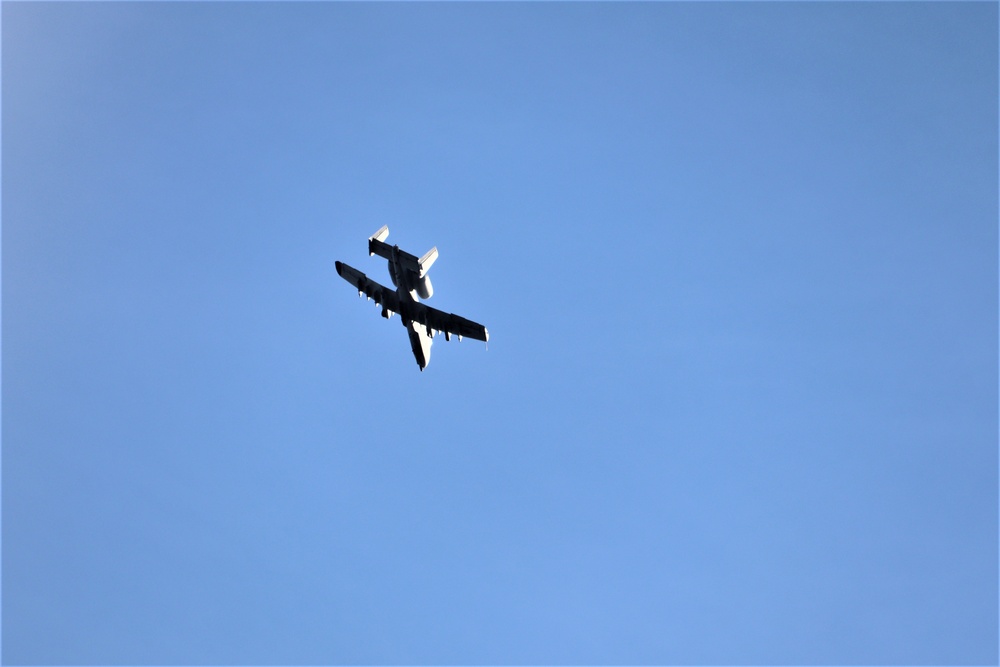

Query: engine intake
[416,275,433,300]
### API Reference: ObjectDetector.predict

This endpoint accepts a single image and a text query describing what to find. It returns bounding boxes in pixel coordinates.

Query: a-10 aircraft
[335,226,489,371]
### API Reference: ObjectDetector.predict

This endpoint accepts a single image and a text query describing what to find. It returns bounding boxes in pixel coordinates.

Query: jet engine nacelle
[387,260,398,287]
[416,274,433,300]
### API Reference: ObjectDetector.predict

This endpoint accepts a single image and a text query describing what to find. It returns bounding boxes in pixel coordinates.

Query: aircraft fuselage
[385,245,434,370]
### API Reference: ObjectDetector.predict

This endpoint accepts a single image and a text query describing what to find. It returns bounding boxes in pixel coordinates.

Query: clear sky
[2,2,997,664]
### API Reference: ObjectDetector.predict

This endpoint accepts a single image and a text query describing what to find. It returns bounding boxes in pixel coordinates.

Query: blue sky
[2,2,997,664]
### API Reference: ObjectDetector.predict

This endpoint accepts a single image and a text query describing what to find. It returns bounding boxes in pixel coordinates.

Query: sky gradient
[3,2,998,664]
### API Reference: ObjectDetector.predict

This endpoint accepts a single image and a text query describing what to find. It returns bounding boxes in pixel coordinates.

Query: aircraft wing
[335,261,401,314]
[410,301,489,343]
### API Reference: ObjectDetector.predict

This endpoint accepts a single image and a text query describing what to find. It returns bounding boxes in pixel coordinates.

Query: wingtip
[335,260,343,276]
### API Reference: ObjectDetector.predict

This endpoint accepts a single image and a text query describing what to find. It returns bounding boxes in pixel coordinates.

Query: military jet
[335,226,489,371]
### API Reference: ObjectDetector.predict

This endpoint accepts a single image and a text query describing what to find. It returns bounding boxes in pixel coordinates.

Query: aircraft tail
[366,226,435,278]
[418,247,438,277]
[368,225,390,257]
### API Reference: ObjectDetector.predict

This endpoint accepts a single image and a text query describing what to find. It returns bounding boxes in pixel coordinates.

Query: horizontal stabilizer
[368,226,390,256]
[368,232,425,275]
